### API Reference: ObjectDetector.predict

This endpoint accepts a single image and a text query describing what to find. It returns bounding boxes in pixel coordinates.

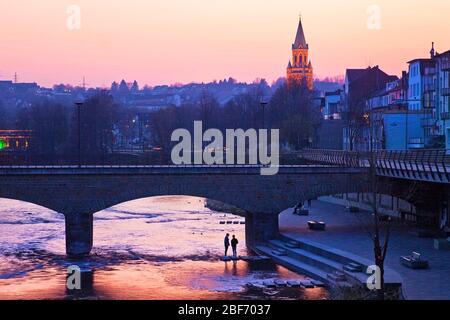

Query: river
[0,196,328,300]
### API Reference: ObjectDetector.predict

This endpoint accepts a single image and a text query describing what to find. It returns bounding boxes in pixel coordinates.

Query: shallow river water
[0,196,328,300]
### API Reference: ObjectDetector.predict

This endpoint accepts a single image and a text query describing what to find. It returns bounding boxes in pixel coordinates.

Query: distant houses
[0,80,39,95]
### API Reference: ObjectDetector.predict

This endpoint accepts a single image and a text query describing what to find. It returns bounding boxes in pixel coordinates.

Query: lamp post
[75,99,84,167]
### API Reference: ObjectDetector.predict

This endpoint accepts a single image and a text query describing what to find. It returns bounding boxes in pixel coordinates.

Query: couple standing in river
[224,233,239,258]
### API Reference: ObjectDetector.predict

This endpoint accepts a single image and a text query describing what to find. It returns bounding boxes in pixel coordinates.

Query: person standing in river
[224,233,230,256]
[231,235,239,258]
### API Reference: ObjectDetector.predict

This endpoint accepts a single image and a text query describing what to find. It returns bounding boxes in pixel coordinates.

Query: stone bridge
[0,165,368,256]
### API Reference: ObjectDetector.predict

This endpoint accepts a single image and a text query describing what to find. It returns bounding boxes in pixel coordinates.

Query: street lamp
[363,110,374,151]
[75,97,84,167]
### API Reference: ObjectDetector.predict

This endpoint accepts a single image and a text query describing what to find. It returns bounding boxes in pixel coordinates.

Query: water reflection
[0,196,328,300]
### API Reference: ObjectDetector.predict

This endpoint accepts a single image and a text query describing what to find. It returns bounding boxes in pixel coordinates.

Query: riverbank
[280,200,450,300]
[253,235,403,300]
[204,199,247,216]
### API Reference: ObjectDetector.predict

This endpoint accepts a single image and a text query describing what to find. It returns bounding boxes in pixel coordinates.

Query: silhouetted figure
[224,233,230,256]
[308,199,312,208]
[294,202,304,214]
[231,235,239,258]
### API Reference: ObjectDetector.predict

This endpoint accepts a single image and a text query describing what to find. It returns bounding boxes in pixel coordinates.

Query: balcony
[442,61,450,71]
[408,138,425,149]
[443,88,450,96]
[421,118,436,127]
[441,112,450,120]
[424,83,436,92]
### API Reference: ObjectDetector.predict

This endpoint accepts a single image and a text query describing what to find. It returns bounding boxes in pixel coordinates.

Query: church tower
[287,17,314,90]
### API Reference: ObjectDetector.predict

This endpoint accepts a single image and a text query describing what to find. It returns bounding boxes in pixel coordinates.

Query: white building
[324,90,343,120]
[407,58,435,111]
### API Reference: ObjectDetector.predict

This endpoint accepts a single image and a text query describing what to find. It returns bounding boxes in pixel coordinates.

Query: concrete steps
[268,239,344,274]
[277,234,403,288]
[255,244,331,284]
[266,240,367,286]
[255,237,386,288]
[279,234,369,268]
[255,234,403,292]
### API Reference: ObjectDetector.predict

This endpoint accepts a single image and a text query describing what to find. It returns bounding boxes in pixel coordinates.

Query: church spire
[430,42,435,58]
[293,16,308,49]
[287,15,313,90]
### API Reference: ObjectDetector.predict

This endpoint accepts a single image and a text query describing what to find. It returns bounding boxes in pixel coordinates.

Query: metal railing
[441,112,450,120]
[296,149,364,167]
[421,117,436,127]
[442,61,450,71]
[299,149,450,183]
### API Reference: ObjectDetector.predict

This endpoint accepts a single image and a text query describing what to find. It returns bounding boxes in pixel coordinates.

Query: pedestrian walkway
[279,200,450,300]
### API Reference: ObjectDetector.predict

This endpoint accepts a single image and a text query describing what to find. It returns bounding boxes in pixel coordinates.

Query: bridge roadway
[0,164,363,174]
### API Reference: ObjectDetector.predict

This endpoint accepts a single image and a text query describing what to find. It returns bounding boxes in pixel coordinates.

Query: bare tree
[366,112,392,299]
[345,96,366,151]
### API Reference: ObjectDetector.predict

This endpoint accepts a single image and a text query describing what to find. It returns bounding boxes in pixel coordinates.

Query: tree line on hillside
[0,91,122,163]
[151,82,322,154]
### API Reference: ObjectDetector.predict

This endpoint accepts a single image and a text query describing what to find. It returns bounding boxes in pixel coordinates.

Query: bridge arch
[0,198,65,257]
[0,196,61,215]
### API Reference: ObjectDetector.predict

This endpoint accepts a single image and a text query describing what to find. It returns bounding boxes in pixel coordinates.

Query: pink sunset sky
[0,0,449,88]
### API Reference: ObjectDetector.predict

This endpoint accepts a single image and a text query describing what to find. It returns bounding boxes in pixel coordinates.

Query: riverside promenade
[279,200,450,300]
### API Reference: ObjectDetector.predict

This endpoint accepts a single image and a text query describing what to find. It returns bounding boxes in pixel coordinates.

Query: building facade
[407,58,435,111]
[434,50,450,149]
[324,89,343,120]
[403,46,450,149]
[0,130,32,152]
[364,74,410,150]
[342,66,398,151]
[286,18,313,90]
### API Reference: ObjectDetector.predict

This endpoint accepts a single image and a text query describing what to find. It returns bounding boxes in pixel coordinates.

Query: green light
[0,139,6,150]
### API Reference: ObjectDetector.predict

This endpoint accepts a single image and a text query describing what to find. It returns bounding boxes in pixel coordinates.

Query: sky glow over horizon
[0,0,449,87]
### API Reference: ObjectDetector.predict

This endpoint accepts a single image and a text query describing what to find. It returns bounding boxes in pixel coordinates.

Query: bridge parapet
[0,165,365,176]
